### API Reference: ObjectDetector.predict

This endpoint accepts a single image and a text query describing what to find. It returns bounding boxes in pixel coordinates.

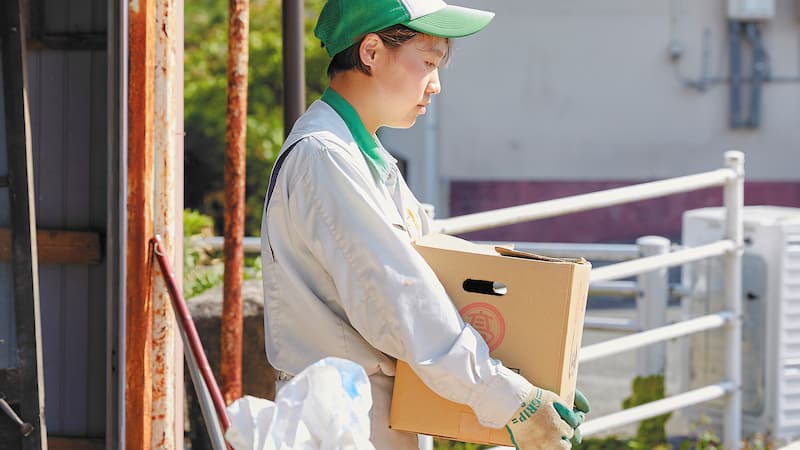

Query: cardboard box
[389,234,591,446]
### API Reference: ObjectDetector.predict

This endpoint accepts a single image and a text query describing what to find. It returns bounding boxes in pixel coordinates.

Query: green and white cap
[314,0,495,57]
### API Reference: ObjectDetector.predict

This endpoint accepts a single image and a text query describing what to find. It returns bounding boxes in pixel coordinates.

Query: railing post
[418,435,433,450]
[635,236,671,376]
[723,151,744,449]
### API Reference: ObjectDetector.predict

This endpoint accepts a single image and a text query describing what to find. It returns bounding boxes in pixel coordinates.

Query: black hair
[326,24,451,78]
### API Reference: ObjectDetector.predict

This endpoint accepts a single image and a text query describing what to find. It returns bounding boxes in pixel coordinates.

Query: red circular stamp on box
[460,302,506,352]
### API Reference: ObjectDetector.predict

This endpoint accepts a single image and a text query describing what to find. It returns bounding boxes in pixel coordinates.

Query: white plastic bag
[225,357,375,450]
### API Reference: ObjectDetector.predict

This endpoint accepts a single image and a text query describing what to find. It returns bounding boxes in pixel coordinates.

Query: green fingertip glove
[570,389,590,445]
[573,389,591,414]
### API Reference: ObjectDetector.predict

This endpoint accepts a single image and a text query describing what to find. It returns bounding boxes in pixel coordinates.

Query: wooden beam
[126,0,156,448]
[1,0,47,449]
[0,229,102,264]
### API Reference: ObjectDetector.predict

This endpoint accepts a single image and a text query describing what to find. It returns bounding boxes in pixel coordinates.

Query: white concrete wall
[381,0,800,203]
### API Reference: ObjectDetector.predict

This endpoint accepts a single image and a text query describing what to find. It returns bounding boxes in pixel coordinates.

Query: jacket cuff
[469,367,533,429]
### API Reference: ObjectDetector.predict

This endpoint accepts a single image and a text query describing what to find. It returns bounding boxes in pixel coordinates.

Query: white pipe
[418,434,433,450]
[723,151,744,449]
[580,383,734,437]
[182,327,228,450]
[589,280,639,297]
[589,240,735,283]
[433,168,736,234]
[636,236,671,377]
[203,237,643,260]
[583,316,639,332]
[579,313,732,362]
[423,97,439,211]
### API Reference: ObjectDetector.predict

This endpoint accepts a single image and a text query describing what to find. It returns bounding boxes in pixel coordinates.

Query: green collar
[321,88,389,180]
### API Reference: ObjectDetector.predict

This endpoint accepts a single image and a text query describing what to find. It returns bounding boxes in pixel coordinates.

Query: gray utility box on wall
[680,206,800,442]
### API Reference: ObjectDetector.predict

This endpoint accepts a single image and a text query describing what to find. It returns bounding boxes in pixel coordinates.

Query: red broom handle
[150,235,232,432]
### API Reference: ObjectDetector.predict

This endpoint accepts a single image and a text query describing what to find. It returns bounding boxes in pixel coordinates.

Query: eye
[425,61,437,69]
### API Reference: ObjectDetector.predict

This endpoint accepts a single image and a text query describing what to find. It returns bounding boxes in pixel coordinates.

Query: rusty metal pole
[221,0,249,405]
[282,0,305,136]
[126,0,156,448]
[151,0,181,447]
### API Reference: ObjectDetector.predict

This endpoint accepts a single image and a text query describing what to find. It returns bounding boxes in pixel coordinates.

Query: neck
[329,73,381,134]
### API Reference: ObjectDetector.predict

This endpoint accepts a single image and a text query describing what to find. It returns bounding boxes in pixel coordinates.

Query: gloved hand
[505,387,585,450]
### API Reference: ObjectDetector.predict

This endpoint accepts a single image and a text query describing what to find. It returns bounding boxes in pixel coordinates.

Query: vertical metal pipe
[222,0,249,405]
[423,100,439,210]
[107,0,128,447]
[184,340,228,450]
[282,0,305,136]
[152,0,180,446]
[418,435,434,450]
[729,21,743,128]
[745,23,765,128]
[126,0,156,447]
[723,151,744,449]
[635,236,671,377]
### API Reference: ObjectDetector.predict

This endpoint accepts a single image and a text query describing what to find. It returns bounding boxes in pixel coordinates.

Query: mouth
[417,103,430,113]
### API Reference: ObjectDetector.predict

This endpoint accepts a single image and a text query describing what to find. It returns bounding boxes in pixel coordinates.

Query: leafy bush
[184,209,224,298]
[185,0,330,235]
[183,209,262,298]
[433,439,492,450]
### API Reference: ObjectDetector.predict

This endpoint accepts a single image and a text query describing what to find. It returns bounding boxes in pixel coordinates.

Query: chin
[384,118,417,130]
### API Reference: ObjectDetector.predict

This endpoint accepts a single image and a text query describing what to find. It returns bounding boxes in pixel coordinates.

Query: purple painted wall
[450,180,800,243]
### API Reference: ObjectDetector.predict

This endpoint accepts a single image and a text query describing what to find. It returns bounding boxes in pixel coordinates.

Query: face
[370,34,446,129]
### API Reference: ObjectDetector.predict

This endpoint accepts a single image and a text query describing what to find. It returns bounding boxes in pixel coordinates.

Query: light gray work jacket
[260,99,531,429]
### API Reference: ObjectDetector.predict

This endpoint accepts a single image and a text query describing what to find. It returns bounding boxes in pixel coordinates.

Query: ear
[359,33,382,70]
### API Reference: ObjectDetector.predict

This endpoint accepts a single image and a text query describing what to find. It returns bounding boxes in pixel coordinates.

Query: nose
[426,69,441,95]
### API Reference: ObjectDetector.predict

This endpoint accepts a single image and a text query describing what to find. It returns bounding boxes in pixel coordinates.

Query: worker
[259,1,590,448]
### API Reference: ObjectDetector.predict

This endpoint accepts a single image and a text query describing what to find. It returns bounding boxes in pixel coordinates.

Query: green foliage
[432,439,492,450]
[573,435,629,450]
[184,209,224,298]
[678,415,780,450]
[622,375,671,448]
[185,0,330,235]
[183,208,262,298]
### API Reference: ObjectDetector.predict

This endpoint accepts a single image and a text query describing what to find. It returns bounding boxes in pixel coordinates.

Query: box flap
[494,246,589,265]
[415,233,499,256]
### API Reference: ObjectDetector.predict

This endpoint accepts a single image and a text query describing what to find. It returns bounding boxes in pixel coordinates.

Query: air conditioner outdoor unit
[680,206,800,442]
[727,0,775,20]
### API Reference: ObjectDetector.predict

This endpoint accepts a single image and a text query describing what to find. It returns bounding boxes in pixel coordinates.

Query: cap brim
[403,5,494,38]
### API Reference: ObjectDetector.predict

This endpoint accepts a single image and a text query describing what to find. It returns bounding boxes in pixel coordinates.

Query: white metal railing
[453,151,745,449]
[433,167,737,235]
[199,152,745,449]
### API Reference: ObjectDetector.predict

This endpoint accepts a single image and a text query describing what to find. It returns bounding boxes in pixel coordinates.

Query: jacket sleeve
[284,140,531,428]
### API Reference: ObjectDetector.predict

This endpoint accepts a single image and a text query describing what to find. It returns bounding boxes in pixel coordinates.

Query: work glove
[505,387,589,450]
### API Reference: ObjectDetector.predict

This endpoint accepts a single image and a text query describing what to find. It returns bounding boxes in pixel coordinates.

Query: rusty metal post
[221,0,249,405]
[126,0,156,448]
[151,0,181,447]
[282,0,305,136]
